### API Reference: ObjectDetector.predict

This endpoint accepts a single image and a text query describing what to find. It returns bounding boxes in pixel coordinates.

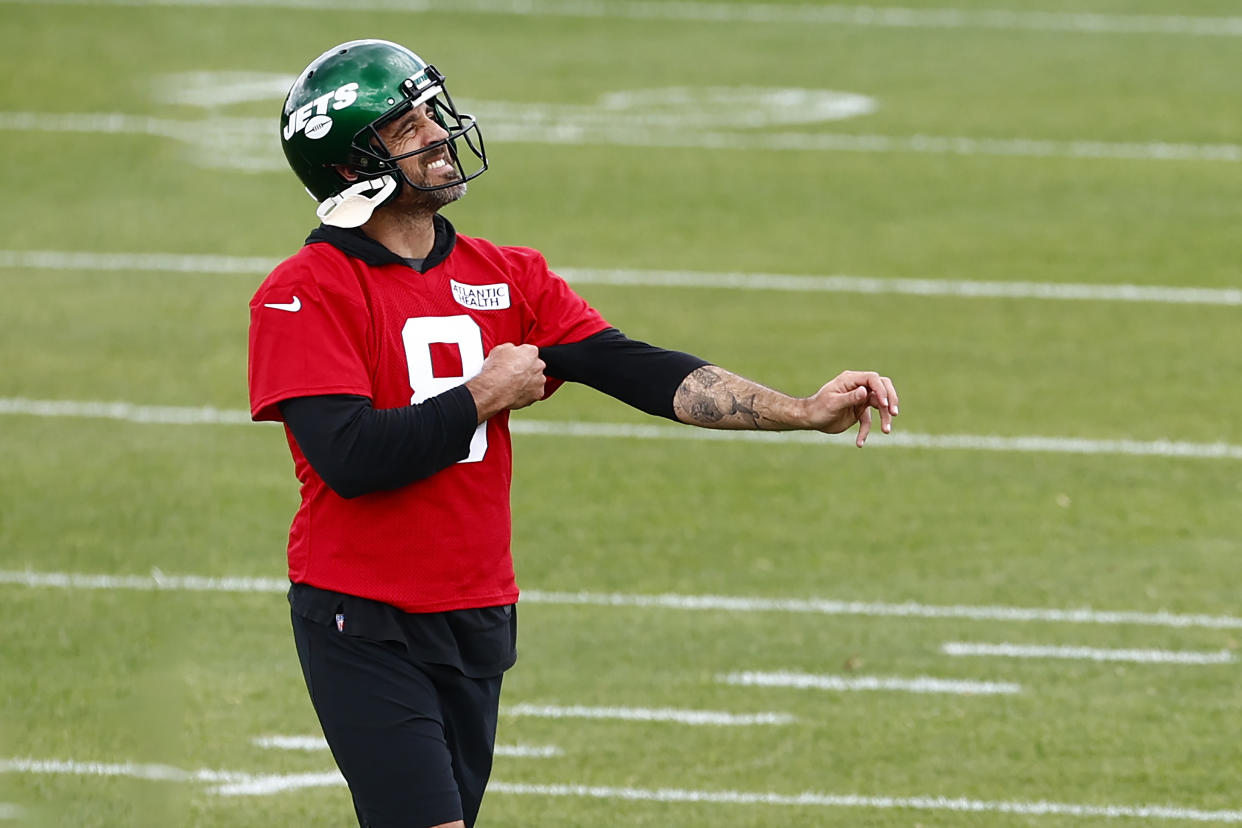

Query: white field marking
[152,71,295,108]
[0,112,279,173]
[719,670,1021,695]
[469,87,878,130]
[557,267,1242,307]
[486,122,1242,163]
[6,759,1242,820]
[516,421,1242,461]
[3,0,1241,37]
[0,567,288,593]
[522,588,1242,631]
[6,567,1242,632]
[4,248,1242,308]
[0,248,278,275]
[0,757,246,785]
[942,641,1237,665]
[252,735,326,751]
[0,805,21,820]
[5,397,1242,461]
[488,782,1242,822]
[504,704,795,726]
[2,111,1239,167]
[494,745,565,758]
[0,397,257,426]
[252,735,563,757]
[211,771,346,796]
[0,756,345,797]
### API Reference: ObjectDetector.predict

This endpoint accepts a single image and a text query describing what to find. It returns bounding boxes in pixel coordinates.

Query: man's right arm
[280,342,547,499]
[280,391,477,498]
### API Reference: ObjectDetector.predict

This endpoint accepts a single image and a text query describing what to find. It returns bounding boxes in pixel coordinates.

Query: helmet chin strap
[315,176,399,228]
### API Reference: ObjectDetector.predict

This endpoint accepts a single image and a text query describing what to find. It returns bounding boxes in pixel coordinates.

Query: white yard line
[488,782,1242,822]
[0,805,21,820]
[4,568,1242,632]
[3,0,1240,37]
[494,745,564,758]
[4,756,1240,820]
[0,248,277,275]
[2,111,1239,165]
[942,642,1237,665]
[5,248,1241,307]
[0,111,264,139]
[525,589,1242,631]
[511,420,1242,460]
[3,246,1239,306]
[0,398,256,426]
[0,568,288,593]
[719,670,1021,695]
[0,757,245,784]
[211,771,346,796]
[504,704,795,726]
[4,397,1242,461]
[559,268,1242,306]
[252,735,327,751]
[0,757,341,796]
[252,735,563,757]
[488,124,1242,163]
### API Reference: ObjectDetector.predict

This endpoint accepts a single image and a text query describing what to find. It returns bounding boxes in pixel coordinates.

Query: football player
[249,39,899,828]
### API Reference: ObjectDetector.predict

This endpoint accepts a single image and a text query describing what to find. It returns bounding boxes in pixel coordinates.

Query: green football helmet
[280,39,487,227]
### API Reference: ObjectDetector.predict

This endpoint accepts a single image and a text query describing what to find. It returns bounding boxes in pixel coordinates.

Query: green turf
[1,2,1240,826]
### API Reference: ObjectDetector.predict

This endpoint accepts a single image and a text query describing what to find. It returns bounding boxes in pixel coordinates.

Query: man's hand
[802,370,899,446]
[465,343,547,424]
[673,365,899,445]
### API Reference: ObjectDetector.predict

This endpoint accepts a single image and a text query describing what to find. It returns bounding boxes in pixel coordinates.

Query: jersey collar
[305,213,458,273]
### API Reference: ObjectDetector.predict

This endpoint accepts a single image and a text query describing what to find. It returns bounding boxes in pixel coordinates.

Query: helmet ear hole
[333,164,361,183]
[346,146,384,174]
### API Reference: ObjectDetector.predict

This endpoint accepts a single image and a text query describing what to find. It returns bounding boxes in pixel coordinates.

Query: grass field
[2,1,1241,826]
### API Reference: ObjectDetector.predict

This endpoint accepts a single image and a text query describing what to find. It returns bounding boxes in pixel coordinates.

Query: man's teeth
[427,159,449,170]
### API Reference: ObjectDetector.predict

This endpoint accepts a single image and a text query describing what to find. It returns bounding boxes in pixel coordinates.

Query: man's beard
[400,177,467,213]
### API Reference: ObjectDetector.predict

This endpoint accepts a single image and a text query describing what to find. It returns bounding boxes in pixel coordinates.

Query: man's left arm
[540,330,898,447]
[672,365,899,447]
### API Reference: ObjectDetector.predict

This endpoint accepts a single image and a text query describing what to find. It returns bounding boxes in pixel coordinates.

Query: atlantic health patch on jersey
[451,280,511,311]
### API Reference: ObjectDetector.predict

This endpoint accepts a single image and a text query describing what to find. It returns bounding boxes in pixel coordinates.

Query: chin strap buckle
[316,176,398,228]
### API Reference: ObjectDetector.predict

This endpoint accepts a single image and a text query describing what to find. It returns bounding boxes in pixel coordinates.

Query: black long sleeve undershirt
[280,328,708,499]
[539,327,708,420]
[279,386,478,499]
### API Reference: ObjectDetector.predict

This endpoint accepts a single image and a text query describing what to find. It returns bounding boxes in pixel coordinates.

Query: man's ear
[334,165,360,182]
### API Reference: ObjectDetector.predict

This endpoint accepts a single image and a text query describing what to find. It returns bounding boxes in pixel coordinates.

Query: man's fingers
[856,405,872,447]
[862,374,892,410]
[816,370,897,441]
[860,374,898,435]
[883,376,899,415]
[836,371,898,414]
[868,374,888,408]
[878,402,893,434]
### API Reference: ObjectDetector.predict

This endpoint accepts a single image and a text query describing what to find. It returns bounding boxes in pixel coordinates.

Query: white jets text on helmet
[284,82,360,141]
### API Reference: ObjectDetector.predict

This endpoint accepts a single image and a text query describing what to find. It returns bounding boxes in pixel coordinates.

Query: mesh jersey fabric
[248,227,609,611]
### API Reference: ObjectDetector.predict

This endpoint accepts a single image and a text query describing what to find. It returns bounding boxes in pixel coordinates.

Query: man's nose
[422,118,450,146]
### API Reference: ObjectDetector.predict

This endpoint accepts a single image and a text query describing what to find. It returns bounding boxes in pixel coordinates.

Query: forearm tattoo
[673,366,776,429]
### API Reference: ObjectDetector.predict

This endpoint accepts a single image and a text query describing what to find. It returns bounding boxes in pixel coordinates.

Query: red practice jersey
[248,224,608,612]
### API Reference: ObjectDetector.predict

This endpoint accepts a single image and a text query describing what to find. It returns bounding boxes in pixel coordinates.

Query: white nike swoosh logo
[263,296,302,312]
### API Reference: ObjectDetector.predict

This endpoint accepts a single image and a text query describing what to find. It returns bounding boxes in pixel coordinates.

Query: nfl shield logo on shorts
[335,613,345,632]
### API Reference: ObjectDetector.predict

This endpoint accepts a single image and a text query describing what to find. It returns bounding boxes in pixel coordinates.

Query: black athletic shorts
[290,585,517,828]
